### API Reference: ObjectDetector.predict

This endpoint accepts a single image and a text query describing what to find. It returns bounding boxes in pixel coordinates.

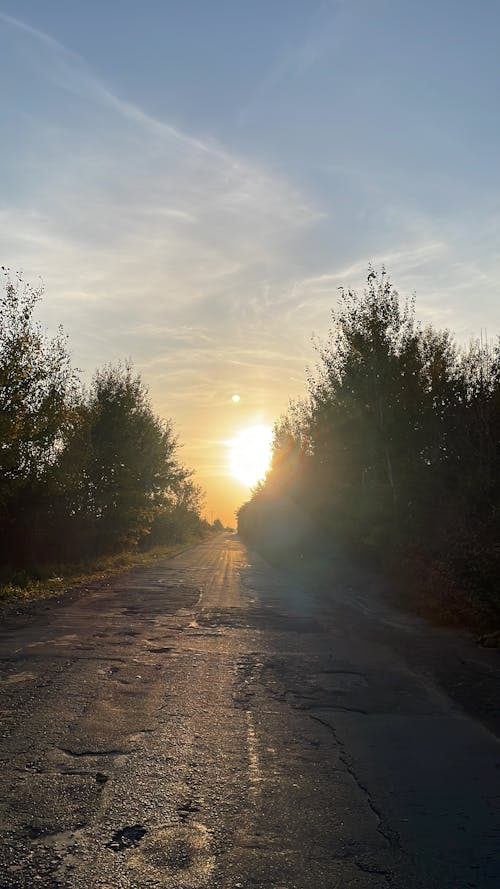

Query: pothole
[59,747,126,757]
[177,799,200,823]
[106,824,147,852]
[317,670,369,690]
[127,823,215,887]
[0,671,37,685]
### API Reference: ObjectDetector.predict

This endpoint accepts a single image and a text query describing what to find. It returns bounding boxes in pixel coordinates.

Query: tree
[0,269,77,561]
[238,268,500,625]
[84,363,185,549]
[0,270,207,572]
[148,475,206,544]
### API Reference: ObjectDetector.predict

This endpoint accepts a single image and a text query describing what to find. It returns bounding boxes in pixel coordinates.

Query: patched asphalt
[0,533,499,888]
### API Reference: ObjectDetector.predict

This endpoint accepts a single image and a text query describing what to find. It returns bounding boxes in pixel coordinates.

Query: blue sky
[1,1,499,521]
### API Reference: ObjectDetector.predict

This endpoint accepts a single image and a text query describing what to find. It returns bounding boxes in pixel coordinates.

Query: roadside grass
[384,556,500,642]
[0,538,201,605]
[245,540,500,643]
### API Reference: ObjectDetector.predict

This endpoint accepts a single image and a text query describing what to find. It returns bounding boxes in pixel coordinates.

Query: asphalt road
[0,532,499,889]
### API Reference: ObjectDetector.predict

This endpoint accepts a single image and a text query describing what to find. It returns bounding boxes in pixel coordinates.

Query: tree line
[0,269,210,578]
[238,269,500,627]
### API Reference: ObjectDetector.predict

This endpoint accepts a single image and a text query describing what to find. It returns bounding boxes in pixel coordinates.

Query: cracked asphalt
[0,532,499,888]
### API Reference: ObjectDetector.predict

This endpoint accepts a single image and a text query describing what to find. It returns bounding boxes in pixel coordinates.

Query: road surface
[0,533,499,888]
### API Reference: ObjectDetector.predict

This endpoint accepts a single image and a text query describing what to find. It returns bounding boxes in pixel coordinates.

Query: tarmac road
[0,532,499,888]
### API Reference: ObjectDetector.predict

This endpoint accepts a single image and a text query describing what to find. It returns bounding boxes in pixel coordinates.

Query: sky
[1,1,499,524]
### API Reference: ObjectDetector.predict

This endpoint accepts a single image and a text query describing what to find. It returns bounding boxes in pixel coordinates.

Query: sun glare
[230,425,273,488]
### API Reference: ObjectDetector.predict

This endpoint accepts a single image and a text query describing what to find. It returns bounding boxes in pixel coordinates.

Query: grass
[0,538,201,605]
[384,554,500,639]
[242,537,500,642]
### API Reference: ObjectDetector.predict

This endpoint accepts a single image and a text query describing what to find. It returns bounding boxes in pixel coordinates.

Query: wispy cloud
[237,0,357,125]
[0,10,317,217]
[0,11,225,159]
[298,241,446,290]
[0,11,318,334]
[0,10,323,515]
[2,7,500,521]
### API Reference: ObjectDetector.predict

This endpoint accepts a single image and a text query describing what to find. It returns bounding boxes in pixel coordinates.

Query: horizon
[2,1,499,524]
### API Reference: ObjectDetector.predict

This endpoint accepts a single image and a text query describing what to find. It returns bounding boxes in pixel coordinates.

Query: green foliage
[0,273,206,574]
[84,363,185,548]
[238,269,500,625]
[0,269,77,515]
[148,476,206,545]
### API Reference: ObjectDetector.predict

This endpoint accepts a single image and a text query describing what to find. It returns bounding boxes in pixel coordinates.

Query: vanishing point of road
[0,533,499,888]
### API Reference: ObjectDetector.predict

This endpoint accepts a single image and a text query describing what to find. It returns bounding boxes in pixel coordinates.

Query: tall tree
[84,363,186,549]
[0,270,77,559]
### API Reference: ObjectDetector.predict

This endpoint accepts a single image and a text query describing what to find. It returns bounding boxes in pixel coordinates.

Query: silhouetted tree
[238,269,500,626]
[0,269,77,562]
[0,272,206,573]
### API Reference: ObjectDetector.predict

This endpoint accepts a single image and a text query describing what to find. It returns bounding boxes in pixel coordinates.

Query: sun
[230,425,273,488]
